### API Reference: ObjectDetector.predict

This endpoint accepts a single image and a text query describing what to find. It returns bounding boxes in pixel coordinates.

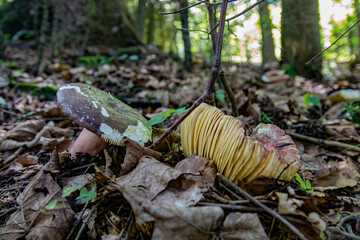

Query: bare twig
[327,227,360,240]
[307,19,360,65]
[219,71,239,116]
[287,132,360,152]
[74,207,95,240]
[149,0,229,149]
[176,28,209,34]
[197,202,263,212]
[220,174,308,240]
[160,1,206,15]
[210,0,265,35]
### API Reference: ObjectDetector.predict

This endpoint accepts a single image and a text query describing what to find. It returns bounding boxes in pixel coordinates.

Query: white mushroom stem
[69,128,107,158]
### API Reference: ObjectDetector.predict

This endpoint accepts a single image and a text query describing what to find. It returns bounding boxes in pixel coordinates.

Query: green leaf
[12,69,25,78]
[145,107,187,127]
[295,173,306,189]
[174,107,187,114]
[76,184,97,204]
[216,89,226,103]
[305,179,312,190]
[62,185,81,198]
[45,200,58,210]
[304,93,321,108]
[145,114,167,127]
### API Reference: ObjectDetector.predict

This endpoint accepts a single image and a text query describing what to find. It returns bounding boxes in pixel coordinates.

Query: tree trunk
[258,1,277,68]
[354,0,360,59]
[34,0,49,76]
[51,0,59,57]
[281,0,322,80]
[179,0,192,72]
[206,1,217,54]
[135,0,146,42]
[146,1,154,44]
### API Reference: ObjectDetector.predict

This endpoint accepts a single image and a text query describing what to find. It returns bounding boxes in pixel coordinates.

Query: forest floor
[1,44,360,240]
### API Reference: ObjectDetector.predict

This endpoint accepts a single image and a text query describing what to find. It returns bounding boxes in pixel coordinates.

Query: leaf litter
[1,45,360,239]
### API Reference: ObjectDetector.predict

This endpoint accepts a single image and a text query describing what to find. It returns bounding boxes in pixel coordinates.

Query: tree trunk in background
[146,1,154,44]
[206,1,217,54]
[34,0,49,75]
[0,28,4,59]
[135,0,146,42]
[179,0,192,72]
[281,0,322,80]
[258,1,277,68]
[51,0,59,57]
[354,0,360,59]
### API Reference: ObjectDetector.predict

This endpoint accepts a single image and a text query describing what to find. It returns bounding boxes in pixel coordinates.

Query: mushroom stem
[69,128,107,158]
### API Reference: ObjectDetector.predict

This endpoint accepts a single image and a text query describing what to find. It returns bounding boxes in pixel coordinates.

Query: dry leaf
[222,212,268,240]
[147,204,223,240]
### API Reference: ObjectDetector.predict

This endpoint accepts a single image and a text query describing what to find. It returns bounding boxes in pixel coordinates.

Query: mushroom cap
[180,103,300,183]
[57,83,152,146]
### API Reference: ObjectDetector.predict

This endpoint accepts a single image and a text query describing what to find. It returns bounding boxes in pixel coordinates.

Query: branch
[219,174,308,240]
[287,132,360,152]
[210,0,265,35]
[306,18,360,65]
[160,1,206,15]
[149,0,229,149]
[219,71,239,116]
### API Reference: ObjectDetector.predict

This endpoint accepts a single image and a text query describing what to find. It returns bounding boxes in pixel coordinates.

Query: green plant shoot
[304,93,321,108]
[295,173,314,193]
[62,185,81,198]
[145,107,187,127]
[76,184,97,204]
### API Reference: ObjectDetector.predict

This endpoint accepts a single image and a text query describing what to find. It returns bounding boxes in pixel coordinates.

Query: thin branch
[307,18,360,65]
[287,132,360,152]
[220,174,308,240]
[327,227,360,240]
[176,27,209,34]
[210,0,265,35]
[197,202,263,212]
[149,0,229,149]
[219,71,239,116]
[160,1,206,15]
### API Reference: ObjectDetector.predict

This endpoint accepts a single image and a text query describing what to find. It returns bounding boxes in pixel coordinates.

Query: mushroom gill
[180,103,301,183]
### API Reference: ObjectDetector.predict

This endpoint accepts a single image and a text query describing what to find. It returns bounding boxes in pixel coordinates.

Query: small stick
[288,132,360,152]
[74,207,95,240]
[327,227,360,240]
[149,0,229,149]
[197,202,263,212]
[160,1,206,15]
[219,174,308,240]
[219,71,238,116]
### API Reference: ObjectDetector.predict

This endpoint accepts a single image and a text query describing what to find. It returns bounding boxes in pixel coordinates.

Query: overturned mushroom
[57,83,152,157]
[181,103,300,183]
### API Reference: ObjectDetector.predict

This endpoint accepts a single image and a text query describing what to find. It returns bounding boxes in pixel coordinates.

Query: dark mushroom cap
[57,83,152,145]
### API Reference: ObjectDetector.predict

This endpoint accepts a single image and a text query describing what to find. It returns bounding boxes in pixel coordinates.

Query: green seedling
[342,102,360,123]
[145,107,187,127]
[260,111,273,124]
[304,93,321,108]
[62,185,81,198]
[76,184,97,204]
[295,173,314,193]
[11,69,25,78]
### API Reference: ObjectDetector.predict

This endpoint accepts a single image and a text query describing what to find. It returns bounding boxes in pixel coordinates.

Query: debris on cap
[181,103,300,183]
[57,83,152,146]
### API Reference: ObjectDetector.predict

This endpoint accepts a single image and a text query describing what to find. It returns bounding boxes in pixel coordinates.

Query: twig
[149,0,229,149]
[4,147,24,165]
[74,207,95,240]
[327,227,360,240]
[197,201,263,212]
[219,174,308,240]
[117,212,132,240]
[307,19,360,65]
[160,1,206,15]
[287,132,360,152]
[176,28,209,34]
[209,0,265,35]
[219,71,238,116]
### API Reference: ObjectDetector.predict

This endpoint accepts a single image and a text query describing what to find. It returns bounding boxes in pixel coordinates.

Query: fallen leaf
[0,151,74,240]
[120,138,161,175]
[222,212,268,240]
[147,204,224,240]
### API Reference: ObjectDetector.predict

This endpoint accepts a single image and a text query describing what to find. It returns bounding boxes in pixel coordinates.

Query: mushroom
[57,83,152,158]
[181,103,300,183]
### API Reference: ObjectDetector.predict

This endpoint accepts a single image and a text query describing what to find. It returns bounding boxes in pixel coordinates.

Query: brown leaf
[0,152,74,240]
[120,138,161,175]
[175,154,216,188]
[16,155,38,167]
[147,204,223,240]
[110,156,204,225]
[1,119,46,141]
[222,212,268,240]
